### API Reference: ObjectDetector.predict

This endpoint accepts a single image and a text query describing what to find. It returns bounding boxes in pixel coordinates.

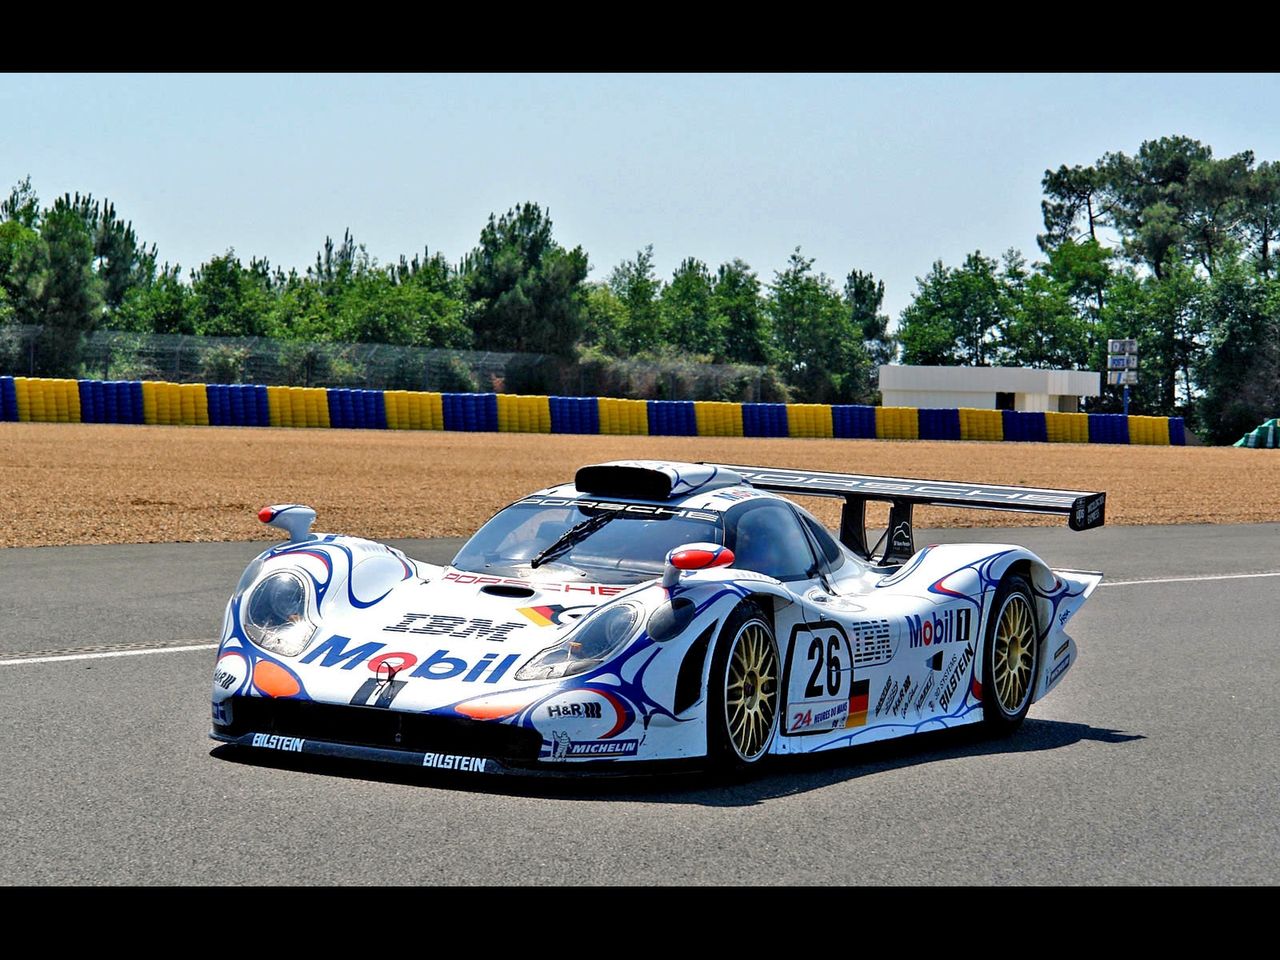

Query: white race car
[209,461,1105,776]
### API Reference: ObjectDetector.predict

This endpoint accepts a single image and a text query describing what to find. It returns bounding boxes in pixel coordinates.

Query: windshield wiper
[529,513,617,569]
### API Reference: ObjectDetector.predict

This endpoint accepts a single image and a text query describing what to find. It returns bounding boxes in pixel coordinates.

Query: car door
[723,500,857,739]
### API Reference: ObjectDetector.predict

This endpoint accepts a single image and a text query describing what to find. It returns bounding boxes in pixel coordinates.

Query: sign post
[1107,340,1139,415]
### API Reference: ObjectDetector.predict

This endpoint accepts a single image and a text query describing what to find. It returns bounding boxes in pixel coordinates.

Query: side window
[799,512,845,574]
[726,501,820,581]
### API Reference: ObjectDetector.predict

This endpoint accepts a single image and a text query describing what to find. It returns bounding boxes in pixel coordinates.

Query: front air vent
[481,584,536,599]
[575,464,674,500]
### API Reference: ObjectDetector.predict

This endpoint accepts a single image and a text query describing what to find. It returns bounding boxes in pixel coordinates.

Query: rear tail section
[1033,568,1102,701]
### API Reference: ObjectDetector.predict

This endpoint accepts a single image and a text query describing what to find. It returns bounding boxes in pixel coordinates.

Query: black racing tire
[707,600,780,772]
[981,573,1040,734]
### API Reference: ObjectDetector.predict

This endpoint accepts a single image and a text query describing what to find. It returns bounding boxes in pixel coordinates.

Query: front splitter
[209,729,701,778]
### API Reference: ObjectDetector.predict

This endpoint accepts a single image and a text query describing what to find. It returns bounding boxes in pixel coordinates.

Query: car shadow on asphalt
[209,718,1144,806]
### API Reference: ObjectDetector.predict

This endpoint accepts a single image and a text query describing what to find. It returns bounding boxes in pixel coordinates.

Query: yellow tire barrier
[875,406,919,440]
[598,397,649,435]
[694,401,743,437]
[1045,411,1089,443]
[1127,415,1171,445]
[958,408,1003,442]
[788,403,834,439]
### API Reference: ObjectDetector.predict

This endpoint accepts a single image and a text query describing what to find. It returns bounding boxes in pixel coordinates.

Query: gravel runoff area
[1,421,1273,548]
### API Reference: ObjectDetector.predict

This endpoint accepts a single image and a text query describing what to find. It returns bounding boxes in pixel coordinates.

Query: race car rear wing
[702,463,1106,565]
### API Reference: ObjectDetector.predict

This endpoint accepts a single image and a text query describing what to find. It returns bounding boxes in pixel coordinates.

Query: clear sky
[3,73,1278,322]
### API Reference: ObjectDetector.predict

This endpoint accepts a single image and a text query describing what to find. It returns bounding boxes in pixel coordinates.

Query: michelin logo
[548,732,639,759]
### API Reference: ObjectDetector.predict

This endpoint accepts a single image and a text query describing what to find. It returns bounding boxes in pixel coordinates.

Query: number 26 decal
[805,635,843,697]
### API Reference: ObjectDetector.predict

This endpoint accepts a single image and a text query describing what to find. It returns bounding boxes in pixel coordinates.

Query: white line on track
[0,643,217,667]
[1099,571,1280,587]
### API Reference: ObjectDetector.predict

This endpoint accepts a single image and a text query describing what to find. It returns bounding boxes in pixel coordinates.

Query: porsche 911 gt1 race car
[209,460,1105,776]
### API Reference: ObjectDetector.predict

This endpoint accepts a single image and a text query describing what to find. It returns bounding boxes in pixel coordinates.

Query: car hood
[217,562,648,714]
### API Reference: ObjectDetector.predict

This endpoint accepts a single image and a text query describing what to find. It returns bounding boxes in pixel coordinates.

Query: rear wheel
[982,574,1040,733]
[708,601,779,771]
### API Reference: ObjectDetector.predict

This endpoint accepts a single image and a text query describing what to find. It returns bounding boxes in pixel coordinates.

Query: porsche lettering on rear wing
[703,463,1106,564]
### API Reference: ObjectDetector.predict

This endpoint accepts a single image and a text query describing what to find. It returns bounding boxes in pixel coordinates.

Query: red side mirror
[662,542,734,588]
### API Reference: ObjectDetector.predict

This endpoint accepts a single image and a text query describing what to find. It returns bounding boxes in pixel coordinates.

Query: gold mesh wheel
[723,620,779,762]
[992,592,1036,717]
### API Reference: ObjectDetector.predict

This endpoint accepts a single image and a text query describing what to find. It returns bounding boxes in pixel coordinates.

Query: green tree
[0,219,48,326]
[92,199,157,310]
[34,197,103,375]
[1043,238,1113,324]
[1243,161,1280,276]
[189,252,273,338]
[608,245,664,355]
[897,252,1007,366]
[1039,164,1108,249]
[462,203,589,357]
[1095,136,1254,280]
[713,259,770,364]
[768,248,870,403]
[1196,262,1280,443]
[1100,266,1207,414]
[1,176,41,229]
[1000,272,1089,369]
[661,257,722,358]
[845,269,895,378]
[115,263,192,334]
[332,267,469,349]
[580,281,628,356]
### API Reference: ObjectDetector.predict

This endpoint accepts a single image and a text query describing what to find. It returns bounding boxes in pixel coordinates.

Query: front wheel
[707,601,780,771]
[981,574,1040,733]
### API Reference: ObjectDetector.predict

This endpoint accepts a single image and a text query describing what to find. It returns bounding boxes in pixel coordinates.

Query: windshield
[451,498,724,582]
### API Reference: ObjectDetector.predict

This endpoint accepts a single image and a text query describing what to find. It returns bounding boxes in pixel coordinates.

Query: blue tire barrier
[0,375,15,421]
[205,385,221,426]
[444,392,498,432]
[918,407,961,441]
[549,396,574,434]
[1088,412,1130,444]
[368,389,387,430]
[103,381,119,424]
[832,405,877,439]
[1169,417,1185,445]
[327,389,345,429]
[77,380,95,423]
[91,380,106,423]
[645,400,697,436]
[229,384,246,426]
[573,396,602,434]
[342,389,358,429]
[128,381,144,423]
[476,392,498,431]
[742,403,789,438]
[217,385,232,426]
[1001,410,1048,443]
[328,388,344,429]
[442,393,465,431]
[253,385,269,427]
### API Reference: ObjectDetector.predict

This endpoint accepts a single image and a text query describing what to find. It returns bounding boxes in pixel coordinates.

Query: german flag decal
[846,678,870,727]
[518,605,564,627]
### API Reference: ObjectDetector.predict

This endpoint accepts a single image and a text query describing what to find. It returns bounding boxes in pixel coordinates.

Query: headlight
[243,571,317,658]
[516,603,640,681]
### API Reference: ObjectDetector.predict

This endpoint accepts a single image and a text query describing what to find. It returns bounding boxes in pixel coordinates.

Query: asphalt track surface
[1,524,1277,885]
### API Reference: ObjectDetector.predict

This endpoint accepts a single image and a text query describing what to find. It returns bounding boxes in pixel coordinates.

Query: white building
[878,365,1100,412]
